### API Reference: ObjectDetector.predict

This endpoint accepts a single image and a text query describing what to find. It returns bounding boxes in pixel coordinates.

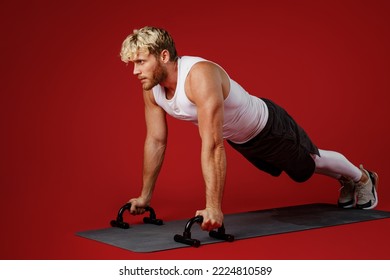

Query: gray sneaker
[355,165,378,210]
[337,178,355,208]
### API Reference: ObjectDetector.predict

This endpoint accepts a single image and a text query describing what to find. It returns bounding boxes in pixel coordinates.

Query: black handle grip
[110,202,163,228]
[173,215,234,247]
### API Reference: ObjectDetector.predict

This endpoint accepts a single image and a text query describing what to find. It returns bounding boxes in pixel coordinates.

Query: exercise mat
[76,203,390,253]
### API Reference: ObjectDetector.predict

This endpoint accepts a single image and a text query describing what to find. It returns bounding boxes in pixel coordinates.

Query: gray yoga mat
[76,203,390,252]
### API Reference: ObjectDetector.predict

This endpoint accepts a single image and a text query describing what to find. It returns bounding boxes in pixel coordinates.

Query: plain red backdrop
[1,0,389,259]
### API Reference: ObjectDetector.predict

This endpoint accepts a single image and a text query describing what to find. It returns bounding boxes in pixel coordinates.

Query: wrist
[205,205,222,212]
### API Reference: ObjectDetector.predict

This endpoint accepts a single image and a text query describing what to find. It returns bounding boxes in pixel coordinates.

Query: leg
[313,149,378,209]
[312,149,362,181]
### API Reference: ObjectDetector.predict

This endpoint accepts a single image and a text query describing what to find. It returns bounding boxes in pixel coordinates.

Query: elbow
[146,135,167,150]
[215,140,225,152]
[155,139,167,151]
[203,138,225,153]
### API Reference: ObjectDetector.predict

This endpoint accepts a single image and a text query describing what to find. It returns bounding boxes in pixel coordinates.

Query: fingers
[128,198,146,215]
[195,209,223,231]
[201,221,221,231]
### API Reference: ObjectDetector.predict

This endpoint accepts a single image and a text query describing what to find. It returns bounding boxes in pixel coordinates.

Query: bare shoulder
[189,61,222,80]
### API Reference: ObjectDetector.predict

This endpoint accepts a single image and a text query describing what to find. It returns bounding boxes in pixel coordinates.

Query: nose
[133,64,141,76]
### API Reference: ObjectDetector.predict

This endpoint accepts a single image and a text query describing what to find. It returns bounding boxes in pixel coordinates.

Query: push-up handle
[174,215,234,247]
[110,203,163,229]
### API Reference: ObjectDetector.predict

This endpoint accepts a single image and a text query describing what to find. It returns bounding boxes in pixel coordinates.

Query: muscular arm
[130,90,168,214]
[187,62,227,231]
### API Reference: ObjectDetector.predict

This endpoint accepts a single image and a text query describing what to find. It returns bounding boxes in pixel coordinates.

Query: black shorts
[227,98,319,182]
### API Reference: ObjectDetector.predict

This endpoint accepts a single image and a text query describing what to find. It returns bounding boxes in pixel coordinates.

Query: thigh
[228,98,318,182]
[275,139,316,182]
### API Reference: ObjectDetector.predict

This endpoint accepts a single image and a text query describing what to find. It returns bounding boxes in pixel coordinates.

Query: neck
[160,59,178,94]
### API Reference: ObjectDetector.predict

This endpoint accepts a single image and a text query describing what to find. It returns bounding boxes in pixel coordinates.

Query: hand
[195,207,224,231]
[128,197,149,215]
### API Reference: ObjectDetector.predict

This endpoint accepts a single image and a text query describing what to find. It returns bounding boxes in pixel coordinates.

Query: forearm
[140,137,167,202]
[201,141,226,210]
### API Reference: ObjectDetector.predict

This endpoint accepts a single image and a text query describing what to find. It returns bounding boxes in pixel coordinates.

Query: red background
[1,0,389,259]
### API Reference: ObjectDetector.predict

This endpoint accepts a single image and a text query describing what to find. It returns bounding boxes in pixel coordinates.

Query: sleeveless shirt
[152,56,268,144]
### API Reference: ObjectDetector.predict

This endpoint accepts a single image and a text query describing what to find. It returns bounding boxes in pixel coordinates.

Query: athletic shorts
[227,98,319,182]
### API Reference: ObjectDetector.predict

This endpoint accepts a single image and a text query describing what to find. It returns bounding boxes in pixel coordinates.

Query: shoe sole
[338,200,355,209]
[356,171,378,210]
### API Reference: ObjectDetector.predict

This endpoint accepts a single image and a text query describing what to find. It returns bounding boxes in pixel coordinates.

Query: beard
[142,61,168,91]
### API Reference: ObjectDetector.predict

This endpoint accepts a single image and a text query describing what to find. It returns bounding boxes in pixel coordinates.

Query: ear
[160,50,170,63]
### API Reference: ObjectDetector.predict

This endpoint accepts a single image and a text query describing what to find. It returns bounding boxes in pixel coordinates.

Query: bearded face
[141,59,168,90]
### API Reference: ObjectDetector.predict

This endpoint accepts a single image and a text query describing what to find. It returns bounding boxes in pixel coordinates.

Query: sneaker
[355,165,378,210]
[337,178,355,208]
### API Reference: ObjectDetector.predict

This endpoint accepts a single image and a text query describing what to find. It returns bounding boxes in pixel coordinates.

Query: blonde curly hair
[120,26,178,63]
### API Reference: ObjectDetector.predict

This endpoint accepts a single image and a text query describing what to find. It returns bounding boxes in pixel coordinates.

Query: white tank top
[152,56,268,144]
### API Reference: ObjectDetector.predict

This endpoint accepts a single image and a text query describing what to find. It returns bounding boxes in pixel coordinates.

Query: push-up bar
[110,203,234,247]
[174,215,234,247]
[110,202,163,229]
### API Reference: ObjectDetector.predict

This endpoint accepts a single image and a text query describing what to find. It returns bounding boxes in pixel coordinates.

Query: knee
[312,153,325,169]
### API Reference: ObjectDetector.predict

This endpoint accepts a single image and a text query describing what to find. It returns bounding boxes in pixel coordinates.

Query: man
[120,26,378,232]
